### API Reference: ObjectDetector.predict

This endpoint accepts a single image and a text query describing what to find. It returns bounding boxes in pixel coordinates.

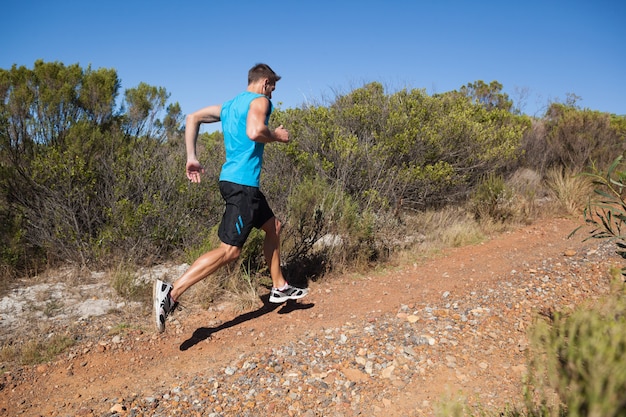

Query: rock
[109,403,126,413]
[381,365,395,379]
[342,367,369,382]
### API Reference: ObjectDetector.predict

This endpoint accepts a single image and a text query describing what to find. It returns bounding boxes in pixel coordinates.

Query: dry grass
[507,168,548,224]
[1,333,75,366]
[184,273,228,310]
[172,268,264,313]
[545,167,593,216]
[0,265,15,299]
[392,174,565,270]
[224,272,263,312]
[440,220,485,248]
[403,206,486,253]
[110,261,151,303]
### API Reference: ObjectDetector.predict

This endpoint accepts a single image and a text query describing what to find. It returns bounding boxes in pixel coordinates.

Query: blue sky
[2,0,624,129]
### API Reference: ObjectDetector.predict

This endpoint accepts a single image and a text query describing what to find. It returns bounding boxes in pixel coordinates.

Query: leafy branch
[571,155,626,275]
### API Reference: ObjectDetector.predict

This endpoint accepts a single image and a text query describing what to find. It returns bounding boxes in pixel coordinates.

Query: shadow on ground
[179,294,315,351]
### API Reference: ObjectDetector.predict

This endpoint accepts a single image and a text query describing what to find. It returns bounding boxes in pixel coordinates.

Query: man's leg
[262,217,309,303]
[261,216,287,289]
[154,242,240,332]
[172,243,241,300]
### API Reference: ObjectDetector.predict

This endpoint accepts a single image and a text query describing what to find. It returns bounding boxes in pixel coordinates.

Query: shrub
[274,82,528,210]
[470,172,516,223]
[110,261,150,302]
[522,104,626,175]
[525,289,626,417]
[281,176,378,277]
[572,155,626,275]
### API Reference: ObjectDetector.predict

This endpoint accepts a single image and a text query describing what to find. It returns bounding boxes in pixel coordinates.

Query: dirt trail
[0,216,621,416]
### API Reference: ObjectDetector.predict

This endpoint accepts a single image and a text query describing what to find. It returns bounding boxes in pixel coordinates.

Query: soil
[0,216,622,417]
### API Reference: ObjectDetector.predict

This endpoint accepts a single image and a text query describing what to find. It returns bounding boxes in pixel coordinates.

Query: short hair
[248,63,281,85]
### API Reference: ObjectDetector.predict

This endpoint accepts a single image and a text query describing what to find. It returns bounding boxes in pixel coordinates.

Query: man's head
[248,63,281,98]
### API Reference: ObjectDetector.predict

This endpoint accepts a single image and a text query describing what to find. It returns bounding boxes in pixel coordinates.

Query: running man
[154,63,308,333]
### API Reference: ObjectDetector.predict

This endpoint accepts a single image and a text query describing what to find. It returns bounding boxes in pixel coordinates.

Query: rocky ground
[0,216,622,417]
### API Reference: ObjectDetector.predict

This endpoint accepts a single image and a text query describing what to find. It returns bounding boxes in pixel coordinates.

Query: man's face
[263,80,276,98]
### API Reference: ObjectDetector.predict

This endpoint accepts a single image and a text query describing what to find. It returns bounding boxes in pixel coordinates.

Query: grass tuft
[545,167,593,216]
[1,334,75,366]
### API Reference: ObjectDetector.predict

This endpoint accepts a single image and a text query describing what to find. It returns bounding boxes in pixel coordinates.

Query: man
[153,63,308,333]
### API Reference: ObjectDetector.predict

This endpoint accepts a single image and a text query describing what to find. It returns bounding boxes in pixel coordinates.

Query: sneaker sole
[269,289,309,303]
[153,280,165,333]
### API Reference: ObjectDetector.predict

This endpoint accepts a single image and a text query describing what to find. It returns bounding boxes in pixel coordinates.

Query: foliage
[275,82,528,211]
[470,172,516,222]
[572,155,626,274]
[122,82,174,141]
[458,80,514,112]
[280,175,377,278]
[522,104,626,175]
[434,276,626,417]
[525,288,626,417]
[0,61,194,270]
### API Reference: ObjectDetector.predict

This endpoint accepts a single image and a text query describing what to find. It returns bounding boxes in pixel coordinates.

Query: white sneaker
[153,279,177,333]
[269,284,309,303]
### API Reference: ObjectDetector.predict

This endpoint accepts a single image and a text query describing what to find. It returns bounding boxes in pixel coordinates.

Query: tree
[122,82,171,141]
[458,80,513,112]
[0,62,119,267]
[78,65,120,125]
[0,61,186,269]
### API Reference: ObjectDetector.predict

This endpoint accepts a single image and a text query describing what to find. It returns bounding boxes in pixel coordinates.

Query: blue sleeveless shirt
[219,91,272,187]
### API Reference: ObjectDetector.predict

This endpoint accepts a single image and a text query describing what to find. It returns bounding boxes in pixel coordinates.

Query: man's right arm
[185,105,222,160]
[185,105,221,183]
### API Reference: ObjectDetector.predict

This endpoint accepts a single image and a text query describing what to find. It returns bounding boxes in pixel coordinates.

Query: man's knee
[263,217,282,236]
[274,218,282,235]
[221,243,241,262]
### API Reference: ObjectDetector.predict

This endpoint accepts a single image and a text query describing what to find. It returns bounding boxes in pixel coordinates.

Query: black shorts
[218,181,275,247]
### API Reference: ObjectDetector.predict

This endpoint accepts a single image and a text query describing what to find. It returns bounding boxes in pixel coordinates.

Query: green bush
[470,172,516,222]
[522,104,626,175]
[2,60,622,289]
[526,290,626,417]
[281,176,378,277]
[274,82,528,210]
[573,155,626,275]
